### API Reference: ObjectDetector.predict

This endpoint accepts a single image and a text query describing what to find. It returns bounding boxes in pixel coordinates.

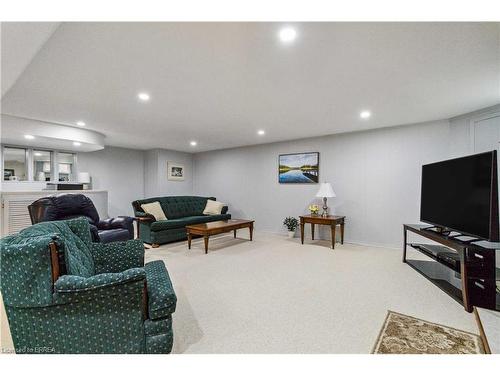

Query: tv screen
[420,150,498,241]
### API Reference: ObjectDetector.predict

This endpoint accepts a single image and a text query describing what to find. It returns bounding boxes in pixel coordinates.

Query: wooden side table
[299,215,345,249]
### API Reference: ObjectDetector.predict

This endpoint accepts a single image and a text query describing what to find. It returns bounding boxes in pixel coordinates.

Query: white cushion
[141,202,167,221]
[203,200,225,215]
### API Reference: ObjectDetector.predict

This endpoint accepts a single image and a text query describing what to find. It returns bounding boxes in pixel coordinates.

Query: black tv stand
[422,225,449,235]
[403,224,499,312]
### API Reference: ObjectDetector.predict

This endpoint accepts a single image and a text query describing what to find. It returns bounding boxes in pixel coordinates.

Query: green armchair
[0,217,176,354]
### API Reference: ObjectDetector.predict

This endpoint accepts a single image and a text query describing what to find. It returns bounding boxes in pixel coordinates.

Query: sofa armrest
[135,211,156,224]
[145,261,177,319]
[88,224,100,242]
[221,205,229,215]
[91,239,145,273]
[98,216,134,239]
[54,268,146,303]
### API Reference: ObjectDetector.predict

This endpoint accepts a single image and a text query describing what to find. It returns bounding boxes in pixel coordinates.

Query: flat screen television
[420,150,499,242]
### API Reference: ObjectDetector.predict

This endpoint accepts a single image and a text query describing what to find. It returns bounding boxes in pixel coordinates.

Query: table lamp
[316,182,336,217]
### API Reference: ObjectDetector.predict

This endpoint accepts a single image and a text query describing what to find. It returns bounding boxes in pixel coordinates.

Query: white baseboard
[256,229,400,250]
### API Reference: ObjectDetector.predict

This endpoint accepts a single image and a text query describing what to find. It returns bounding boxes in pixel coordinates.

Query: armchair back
[28,194,100,225]
[0,218,97,308]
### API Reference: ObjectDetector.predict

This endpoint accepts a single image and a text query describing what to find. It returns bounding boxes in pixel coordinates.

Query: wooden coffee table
[186,219,254,254]
[299,214,345,249]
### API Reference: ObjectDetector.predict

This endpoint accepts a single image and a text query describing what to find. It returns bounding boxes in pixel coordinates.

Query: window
[3,147,27,181]
[57,152,76,181]
[33,150,53,181]
[1,147,78,182]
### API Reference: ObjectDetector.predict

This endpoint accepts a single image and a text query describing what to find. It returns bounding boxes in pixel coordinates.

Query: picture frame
[167,161,185,181]
[278,152,319,184]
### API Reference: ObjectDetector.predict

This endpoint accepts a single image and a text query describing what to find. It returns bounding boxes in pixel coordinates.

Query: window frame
[2,146,29,182]
[1,145,78,183]
[32,149,54,182]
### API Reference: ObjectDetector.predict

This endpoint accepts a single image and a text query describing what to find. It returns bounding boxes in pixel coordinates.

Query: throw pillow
[203,200,225,215]
[141,202,167,221]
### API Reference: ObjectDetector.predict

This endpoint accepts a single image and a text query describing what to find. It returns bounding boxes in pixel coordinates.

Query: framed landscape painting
[167,161,185,181]
[278,152,319,183]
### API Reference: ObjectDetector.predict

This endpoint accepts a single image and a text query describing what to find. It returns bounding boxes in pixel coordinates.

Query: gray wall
[77,146,145,217]
[74,104,499,247]
[144,149,194,197]
[193,120,453,248]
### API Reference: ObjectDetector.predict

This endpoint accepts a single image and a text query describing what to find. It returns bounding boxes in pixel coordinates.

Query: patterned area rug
[372,311,485,354]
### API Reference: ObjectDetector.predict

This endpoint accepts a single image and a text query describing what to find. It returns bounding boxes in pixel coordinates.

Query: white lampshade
[77,172,91,183]
[316,182,336,198]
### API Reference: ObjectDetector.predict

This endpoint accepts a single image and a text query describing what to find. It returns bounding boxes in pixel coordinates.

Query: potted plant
[283,217,299,238]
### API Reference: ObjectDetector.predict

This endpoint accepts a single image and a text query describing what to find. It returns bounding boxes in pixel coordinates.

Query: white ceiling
[1,22,60,97]
[1,22,499,153]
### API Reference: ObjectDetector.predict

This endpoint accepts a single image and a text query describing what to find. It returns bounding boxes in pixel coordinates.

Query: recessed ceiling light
[73,142,81,146]
[360,111,371,119]
[34,152,42,157]
[278,27,297,43]
[257,130,265,136]
[24,134,35,140]
[76,121,86,127]
[190,141,197,146]
[138,92,150,102]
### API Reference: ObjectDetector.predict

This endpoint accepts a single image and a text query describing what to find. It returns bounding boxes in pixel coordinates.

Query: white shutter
[4,198,34,235]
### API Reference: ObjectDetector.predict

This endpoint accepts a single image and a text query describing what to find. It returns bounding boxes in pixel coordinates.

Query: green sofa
[132,196,231,247]
[0,217,176,354]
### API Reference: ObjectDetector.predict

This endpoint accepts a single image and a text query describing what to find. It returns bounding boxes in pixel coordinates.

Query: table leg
[311,223,315,240]
[340,222,344,245]
[402,227,407,263]
[460,249,472,312]
[234,229,237,238]
[331,224,336,249]
[249,223,253,241]
[300,220,304,244]
[204,235,209,254]
[187,232,192,249]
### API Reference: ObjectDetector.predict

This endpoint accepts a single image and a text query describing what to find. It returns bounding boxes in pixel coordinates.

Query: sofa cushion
[150,217,202,231]
[203,200,225,215]
[200,214,232,223]
[145,261,177,319]
[141,202,167,221]
[150,214,231,231]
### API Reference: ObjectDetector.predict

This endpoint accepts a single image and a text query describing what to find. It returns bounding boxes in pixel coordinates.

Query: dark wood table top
[186,219,254,234]
[300,214,345,223]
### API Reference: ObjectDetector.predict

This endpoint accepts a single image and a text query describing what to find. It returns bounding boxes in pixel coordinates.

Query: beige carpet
[372,311,484,354]
[145,231,478,353]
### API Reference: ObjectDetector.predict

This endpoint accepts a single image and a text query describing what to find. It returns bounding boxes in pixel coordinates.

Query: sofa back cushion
[133,196,216,219]
[141,202,167,220]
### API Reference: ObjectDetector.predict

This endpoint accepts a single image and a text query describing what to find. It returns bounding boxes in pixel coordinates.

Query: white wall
[449,104,500,157]
[144,149,194,197]
[77,146,145,217]
[193,120,453,248]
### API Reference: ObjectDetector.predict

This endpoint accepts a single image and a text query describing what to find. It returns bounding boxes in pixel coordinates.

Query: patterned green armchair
[0,217,177,354]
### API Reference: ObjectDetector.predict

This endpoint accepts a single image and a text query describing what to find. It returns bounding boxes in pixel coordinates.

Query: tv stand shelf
[403,224,499,313]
